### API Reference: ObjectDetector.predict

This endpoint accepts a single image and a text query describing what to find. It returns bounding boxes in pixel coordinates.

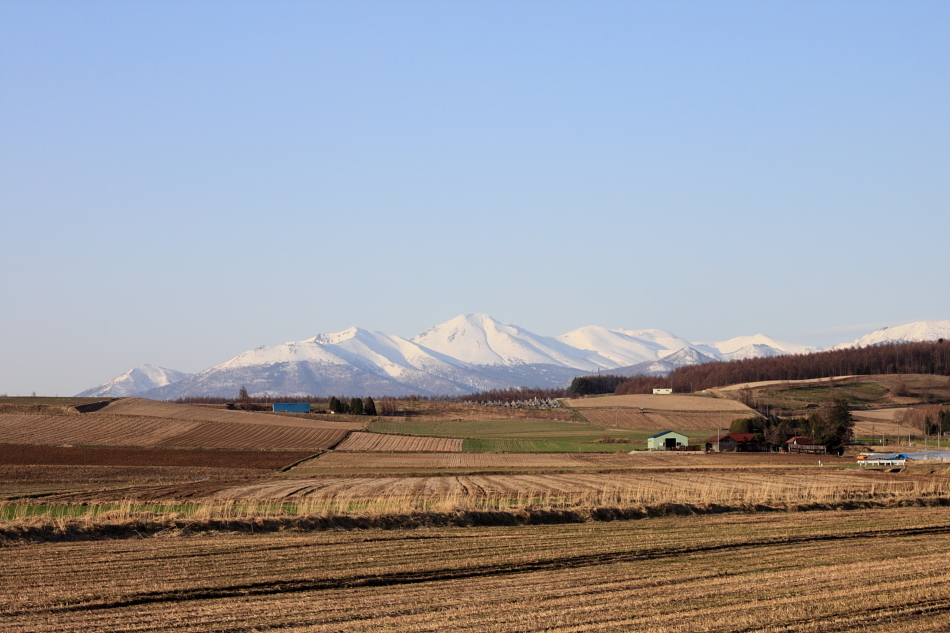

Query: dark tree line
[568,374,628,396]
[727,398,854,454]
[615,341,950,394]
[328,396,377,416]
[458,387,570,404]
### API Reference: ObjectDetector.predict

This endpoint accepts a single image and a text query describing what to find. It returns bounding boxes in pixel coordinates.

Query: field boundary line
[15,520,950,616]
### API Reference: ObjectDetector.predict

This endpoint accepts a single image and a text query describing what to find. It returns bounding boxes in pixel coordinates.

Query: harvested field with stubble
[0,413,200,447]
[4,507,950,632]
[1,397,361,451]
[577,408,727,432]
[564,393,756,431]
[205,468,948,508]
[100,398,364,430]
[155,422,348,450]
[0,444,315,470]
[296,450,639,472]
[290,450,832,474]
[562,393,753,411]
[335,432,462,452]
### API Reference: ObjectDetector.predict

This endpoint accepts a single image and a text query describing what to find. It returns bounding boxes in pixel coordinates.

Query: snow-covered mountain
[411,314,608,370]
[80,314,821,398]
[556,326,692,367]
[77,365,190,397]
[833,320,950,349]
[694,334,813,358]
[613,347,718,377]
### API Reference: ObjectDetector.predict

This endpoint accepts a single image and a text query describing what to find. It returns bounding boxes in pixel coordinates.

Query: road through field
[4,507,950,632]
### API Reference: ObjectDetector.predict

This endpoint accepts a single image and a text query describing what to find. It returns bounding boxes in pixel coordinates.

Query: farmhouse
[705,433,758,452]
[647,430,688,451]
[786,436,826,454]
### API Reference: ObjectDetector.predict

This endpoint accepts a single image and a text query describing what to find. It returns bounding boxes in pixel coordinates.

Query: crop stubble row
[334,432,463,452]
[0,413,349,451]
[209,469,942,506]
[3,508,950,632]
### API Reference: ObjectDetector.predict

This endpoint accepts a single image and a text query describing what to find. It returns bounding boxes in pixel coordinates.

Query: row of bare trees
[616,341,950,394]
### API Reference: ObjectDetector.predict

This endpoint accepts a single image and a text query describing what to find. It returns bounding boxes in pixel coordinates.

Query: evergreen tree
[364,396,377,416]
[729,417,759,434]
[807,399,853,455]
[349,397,364,415]
[328,396,344,413]
[238,386,250,402]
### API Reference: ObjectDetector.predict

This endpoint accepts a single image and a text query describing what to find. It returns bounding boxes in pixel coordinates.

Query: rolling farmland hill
[562,393,757,431]
[0,398,363,452]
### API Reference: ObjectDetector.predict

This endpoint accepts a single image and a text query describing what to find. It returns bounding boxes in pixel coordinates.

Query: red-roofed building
[704,433,760,452]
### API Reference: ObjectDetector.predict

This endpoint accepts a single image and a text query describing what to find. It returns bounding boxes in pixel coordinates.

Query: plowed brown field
[562,394,752,411]
[0,444,313,469]
[100,398,363,430]
[296,451,637,471]
[0,414,199,447]
[208,469,932,506]
[335,432,462,452]
[155,423,348,450]
[4,508,950,632]
[294,450,831,474]
[578,408,742,431]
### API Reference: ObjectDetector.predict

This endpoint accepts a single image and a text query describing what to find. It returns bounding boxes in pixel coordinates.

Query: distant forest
[615,341,950,394]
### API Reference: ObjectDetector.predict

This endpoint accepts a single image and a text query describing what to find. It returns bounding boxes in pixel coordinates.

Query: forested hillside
[615,341,950,394]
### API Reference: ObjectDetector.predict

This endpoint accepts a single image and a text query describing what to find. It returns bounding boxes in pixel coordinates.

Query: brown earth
[562,393,753,411]
[4,508,950,632]
[293,450,833,474]
[577,408,743,432]
[100,398,364,430]
[0,444,314,469]
[154,422,349,450]
[335,432,463,452]
[0,413,201,447]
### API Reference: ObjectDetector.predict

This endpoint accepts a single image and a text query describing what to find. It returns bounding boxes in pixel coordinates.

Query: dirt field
[4,507,950,632]
[577,408,735,433]
[562,393,753,411]
[0,413,201,447]
[202,468,941,506]
[0,444,314,469]
[291,450,830,474]
[101,398,364,430]
[335,432,462,452]
[0,413,349,451]
[154,422,348,450]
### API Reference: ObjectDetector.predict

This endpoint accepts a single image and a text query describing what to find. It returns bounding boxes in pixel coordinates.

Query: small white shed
[652,388,673,395]
[647,430,688,451]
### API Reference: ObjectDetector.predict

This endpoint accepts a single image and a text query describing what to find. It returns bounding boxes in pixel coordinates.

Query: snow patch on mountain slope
[556,326,681,367]
[77,365,190,397]
[411,314,607,370]
[613,348,717,377]
[833,320,950,349]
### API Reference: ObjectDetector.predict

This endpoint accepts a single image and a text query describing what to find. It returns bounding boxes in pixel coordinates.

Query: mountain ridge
[78,316,948,398]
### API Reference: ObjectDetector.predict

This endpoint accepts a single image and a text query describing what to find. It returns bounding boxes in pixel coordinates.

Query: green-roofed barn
[647,430,688,451]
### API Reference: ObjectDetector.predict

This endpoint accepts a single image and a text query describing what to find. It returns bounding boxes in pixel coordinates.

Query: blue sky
[2,1,948,395]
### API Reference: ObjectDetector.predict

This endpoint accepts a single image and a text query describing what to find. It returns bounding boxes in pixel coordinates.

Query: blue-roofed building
[647,430,688,451]
[273,402,311,413]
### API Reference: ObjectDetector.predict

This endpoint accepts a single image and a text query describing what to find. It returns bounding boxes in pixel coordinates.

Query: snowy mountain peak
[76,364,190,397]
[411,314,606,370]
[834,320,950,349]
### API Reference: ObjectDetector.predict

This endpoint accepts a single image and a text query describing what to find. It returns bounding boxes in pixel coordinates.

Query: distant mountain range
[77,315,950,399]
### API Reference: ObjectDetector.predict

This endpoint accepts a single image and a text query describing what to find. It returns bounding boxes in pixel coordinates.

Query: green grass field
[368,419,714,452]
[762,382,889,404]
